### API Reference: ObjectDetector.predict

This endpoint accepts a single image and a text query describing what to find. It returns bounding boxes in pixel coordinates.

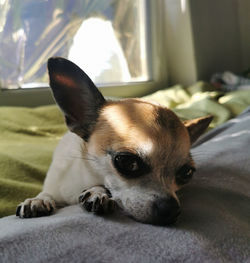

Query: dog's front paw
[79,186,116,214]
[16,197,56,218]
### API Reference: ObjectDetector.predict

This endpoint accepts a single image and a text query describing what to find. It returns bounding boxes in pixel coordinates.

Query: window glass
[0,0,149,89]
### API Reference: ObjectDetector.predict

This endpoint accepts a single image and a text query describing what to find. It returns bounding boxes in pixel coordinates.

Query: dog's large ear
[183,115,213,144]
[48,57,106,141]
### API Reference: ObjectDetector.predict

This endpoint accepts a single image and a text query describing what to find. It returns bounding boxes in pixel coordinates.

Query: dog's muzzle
[151,197,181,225]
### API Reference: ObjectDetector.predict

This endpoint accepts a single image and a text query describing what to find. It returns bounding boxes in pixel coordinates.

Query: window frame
[0,0,167,107]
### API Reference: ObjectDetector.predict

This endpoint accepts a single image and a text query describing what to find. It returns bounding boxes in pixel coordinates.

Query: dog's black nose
[152,197,180,225]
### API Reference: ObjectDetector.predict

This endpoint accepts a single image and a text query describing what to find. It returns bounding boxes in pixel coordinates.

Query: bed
[0,83,250,262]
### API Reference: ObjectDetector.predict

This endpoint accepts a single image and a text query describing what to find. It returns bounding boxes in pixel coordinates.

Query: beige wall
[164,0,197,85]
[164,0,250,85]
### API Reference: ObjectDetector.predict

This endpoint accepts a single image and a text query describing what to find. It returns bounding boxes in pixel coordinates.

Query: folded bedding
[1,81,250,217]
[0,107,249,263]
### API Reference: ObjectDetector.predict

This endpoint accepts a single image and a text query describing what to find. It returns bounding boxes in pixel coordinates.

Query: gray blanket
[1,109,250,263]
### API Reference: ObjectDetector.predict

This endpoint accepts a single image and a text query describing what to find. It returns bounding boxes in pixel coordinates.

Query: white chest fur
[42,132,104,205]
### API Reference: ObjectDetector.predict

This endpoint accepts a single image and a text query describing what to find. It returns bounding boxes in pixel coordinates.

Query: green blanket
[1,82,250,217]
[0,106,66,216]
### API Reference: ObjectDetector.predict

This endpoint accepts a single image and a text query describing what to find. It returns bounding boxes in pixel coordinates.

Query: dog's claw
[79,186,116,214]
[16,205,21,216]
[79,191,91,203]
[93,197,100,212]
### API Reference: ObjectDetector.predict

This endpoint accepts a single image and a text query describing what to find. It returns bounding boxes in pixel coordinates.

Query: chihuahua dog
[16,57,212,225]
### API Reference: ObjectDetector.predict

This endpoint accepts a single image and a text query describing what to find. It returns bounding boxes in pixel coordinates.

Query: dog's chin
[128,212,180,226]
[117,200,181,226]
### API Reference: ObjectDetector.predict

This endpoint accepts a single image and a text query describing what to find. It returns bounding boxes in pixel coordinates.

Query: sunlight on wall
[181,0,187,13]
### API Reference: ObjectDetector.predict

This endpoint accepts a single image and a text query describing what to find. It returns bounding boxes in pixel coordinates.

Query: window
[0,0,167,106]
[0,0,149,86]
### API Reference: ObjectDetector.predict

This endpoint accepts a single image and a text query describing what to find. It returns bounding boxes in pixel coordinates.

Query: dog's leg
[79,186,116,214]
[16,192,56,218]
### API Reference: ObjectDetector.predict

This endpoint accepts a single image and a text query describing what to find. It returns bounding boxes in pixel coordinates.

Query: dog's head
[48,57,213,225]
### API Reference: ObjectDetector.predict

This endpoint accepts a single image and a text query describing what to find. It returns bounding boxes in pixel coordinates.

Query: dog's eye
[112,152,150,178]
[176,164,196,185]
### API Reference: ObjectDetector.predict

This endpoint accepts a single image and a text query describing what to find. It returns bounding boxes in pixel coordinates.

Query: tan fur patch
[89,99,191,184]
